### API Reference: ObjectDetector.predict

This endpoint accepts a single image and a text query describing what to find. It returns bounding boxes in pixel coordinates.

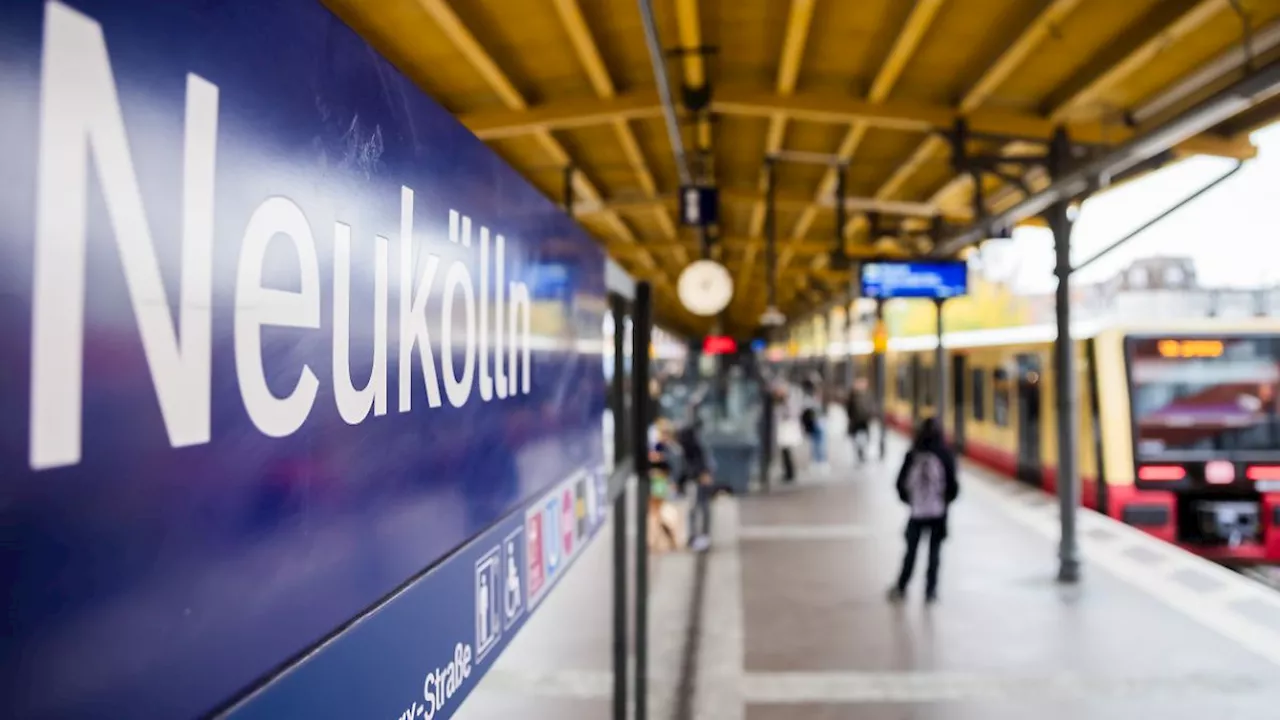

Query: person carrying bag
[888,417,959,604]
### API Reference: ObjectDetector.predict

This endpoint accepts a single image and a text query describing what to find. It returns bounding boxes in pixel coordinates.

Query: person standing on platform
[799,379,827,473]
[845,377,875,465]
[774,382,803,483]
[888,417,958,604]
[677,419,716,552]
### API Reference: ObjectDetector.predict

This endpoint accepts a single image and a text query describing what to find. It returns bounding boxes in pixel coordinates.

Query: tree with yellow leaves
[883,274,1030,337]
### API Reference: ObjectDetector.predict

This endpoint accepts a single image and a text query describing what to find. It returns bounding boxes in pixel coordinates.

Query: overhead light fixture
[760,306,785,327]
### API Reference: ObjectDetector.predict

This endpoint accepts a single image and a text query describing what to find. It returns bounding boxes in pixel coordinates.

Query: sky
[975,122,1280,295]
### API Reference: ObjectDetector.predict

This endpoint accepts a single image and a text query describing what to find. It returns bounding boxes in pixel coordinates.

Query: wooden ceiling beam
[675,0,712,152]
[551,0,685,267]
[875,0,1085,207]
[645,235,914,258]
[1043,0,1225,121]
[459,88,1255,160]
[934,0,1242,217]
[461,90,664,140]
[782,0,946,269]
[575,187,969,222]
[739,0,817,317]
[416,0,672,293]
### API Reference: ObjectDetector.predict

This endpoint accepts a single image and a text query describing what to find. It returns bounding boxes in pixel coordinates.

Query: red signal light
[703,336,737,355]
[1138,465,1186,481]
[1246,465,1280,481]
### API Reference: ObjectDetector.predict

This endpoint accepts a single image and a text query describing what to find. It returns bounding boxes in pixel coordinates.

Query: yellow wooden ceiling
[324,0,1280,337]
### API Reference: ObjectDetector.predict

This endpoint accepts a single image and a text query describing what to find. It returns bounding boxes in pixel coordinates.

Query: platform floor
[460,411,1280,719]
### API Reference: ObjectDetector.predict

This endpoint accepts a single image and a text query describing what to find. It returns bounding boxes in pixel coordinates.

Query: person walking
[845,377,875,464]
[888,417,959,604]
[799,379,827,473]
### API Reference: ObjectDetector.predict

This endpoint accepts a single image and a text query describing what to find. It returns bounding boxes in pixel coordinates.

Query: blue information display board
[860,260,969,299]
[0,2,607,718]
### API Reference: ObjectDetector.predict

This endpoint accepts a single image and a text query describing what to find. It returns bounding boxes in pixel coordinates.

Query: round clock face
[677,260,734,317]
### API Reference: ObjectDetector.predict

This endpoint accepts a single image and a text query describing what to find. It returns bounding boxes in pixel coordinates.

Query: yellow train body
[796,319,1280,562]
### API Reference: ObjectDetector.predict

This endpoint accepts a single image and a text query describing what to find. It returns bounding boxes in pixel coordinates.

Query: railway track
[1237,565,1280,591]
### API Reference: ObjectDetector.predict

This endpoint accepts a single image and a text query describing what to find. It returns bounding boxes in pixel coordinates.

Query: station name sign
[28,3,536,471]
[859,260,969,300]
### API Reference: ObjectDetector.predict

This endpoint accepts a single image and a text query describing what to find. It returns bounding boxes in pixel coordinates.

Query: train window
[896,364,908,400]
[972,368,986,421]
[1127,335,1280,457]
[992,368,1011,427]
[920,365,934,406]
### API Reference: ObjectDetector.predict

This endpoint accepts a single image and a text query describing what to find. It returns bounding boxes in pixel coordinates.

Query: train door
[951,353,966,452]
[1015,353,1042,485]
[910,355,922,423]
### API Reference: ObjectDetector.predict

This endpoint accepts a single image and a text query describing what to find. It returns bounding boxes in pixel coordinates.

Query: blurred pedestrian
[677,418,716,552]
[774,382,802,483]
[888,417,958,604]
[845,377,875,464]
[800,379,827,473]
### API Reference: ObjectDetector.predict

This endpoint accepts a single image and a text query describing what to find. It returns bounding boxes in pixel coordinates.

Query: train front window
[1127,336,1280,457]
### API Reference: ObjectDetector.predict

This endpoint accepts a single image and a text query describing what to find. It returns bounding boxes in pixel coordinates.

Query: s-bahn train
[809,320,1280,563]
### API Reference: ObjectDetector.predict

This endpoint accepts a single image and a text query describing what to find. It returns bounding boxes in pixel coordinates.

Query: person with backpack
[845,377,875,464]
[888,417,959,603]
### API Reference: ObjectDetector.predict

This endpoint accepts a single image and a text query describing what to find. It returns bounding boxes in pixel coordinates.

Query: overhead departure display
[860,260,969,299]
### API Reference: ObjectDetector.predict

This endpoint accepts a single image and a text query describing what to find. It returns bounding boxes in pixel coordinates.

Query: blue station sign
[859,260,969,299]
[0,1,608,718]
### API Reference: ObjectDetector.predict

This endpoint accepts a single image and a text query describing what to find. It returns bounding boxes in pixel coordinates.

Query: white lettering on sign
[420,642,473,720]
[28,2,535,470]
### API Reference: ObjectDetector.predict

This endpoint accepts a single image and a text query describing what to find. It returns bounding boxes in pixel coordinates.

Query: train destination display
[860,260,969,299]
[0,2,608,718]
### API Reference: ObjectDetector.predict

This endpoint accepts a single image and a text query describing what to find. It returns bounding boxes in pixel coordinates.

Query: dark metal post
[845,297,856,388]
[1048,127,1081,584]
[609,294,629,720]
[630,282,653,720]
[835,163,847,244]
[563,165,575,215]
[874,299,887,460]
[765,159,778,311]
[934,298,946,432]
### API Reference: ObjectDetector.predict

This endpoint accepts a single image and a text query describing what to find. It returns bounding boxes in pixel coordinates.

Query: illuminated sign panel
[703,336,738,355]
[859,261,968,300]
[1157,339,1224,358]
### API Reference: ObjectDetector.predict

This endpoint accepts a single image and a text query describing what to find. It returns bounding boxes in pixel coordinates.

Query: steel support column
[874,299,887,460]
[563,165,575,215]
[845,298,856,388]
[630,282,653,720]
[609,294,629,720]
[934,298,946,432]
[1048,129,1081,585]
[765,159,778,313]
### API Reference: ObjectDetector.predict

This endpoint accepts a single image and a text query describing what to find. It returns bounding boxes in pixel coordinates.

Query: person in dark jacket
[888,417,958,603]
[845,377,875,464]
[677,419,716,552]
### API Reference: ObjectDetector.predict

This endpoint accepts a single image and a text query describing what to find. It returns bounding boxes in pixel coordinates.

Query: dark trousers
[780,448,796,482]
[849,421,870,462]
[689,483,713,539]
[896,517,946,596]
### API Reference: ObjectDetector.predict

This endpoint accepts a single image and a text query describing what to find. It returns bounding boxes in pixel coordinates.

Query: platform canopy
[327,0,1280,336]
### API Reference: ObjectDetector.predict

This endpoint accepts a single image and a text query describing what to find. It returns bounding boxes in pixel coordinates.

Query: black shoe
[925,591,938,604]
[886,587,905,603]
